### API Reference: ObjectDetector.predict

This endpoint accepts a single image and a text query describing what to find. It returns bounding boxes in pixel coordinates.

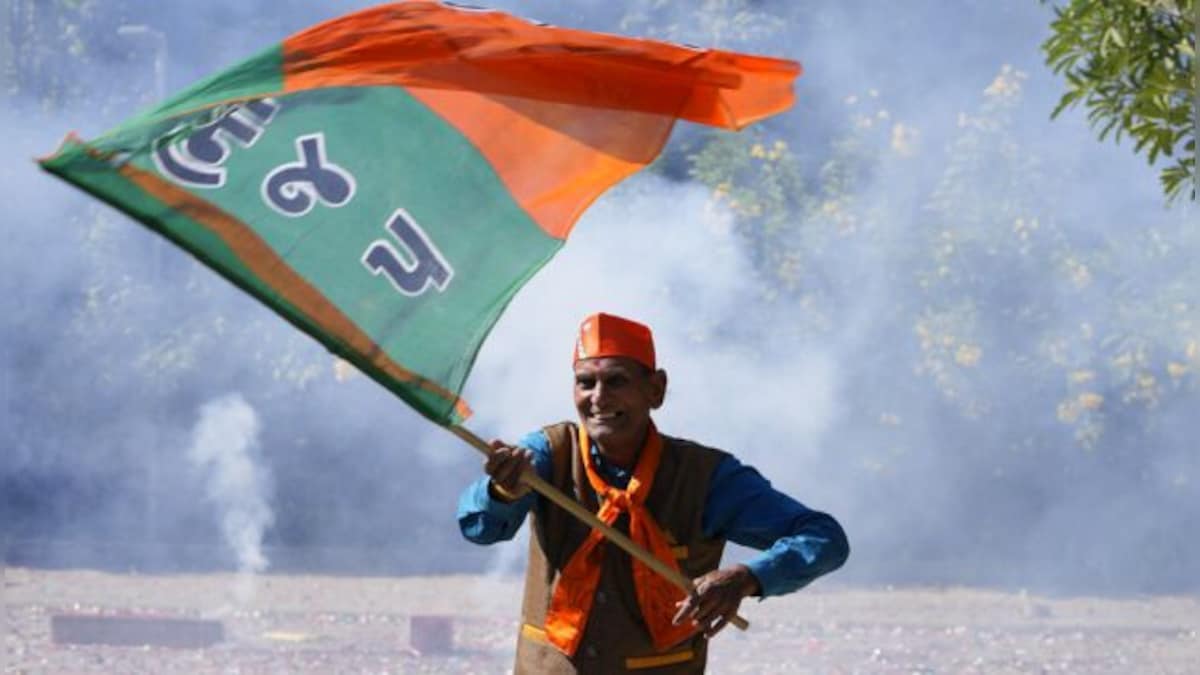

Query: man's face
[573,356,666,452]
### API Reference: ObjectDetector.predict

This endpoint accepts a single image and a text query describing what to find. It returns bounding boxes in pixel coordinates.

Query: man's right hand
[484,440,535,502]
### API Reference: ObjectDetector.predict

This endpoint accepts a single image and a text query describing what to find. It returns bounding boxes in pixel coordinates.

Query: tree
[1042,0,1197,202]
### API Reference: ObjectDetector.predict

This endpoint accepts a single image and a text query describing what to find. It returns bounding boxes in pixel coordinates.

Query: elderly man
[458,312,848,673]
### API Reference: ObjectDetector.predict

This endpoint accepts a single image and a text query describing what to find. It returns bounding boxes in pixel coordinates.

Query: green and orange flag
[40,2,799,426]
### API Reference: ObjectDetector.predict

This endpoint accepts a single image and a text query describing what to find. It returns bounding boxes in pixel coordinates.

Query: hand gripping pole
[450,425,749,632]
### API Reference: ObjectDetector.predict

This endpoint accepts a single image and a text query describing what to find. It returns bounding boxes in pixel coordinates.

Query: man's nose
[591,381,609,406]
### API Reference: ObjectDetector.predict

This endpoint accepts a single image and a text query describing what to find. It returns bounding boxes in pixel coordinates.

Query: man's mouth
[590,411,622,423]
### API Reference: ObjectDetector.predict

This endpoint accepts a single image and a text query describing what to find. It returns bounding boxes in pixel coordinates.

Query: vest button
[595,591,606,605]
[584,644,598,659]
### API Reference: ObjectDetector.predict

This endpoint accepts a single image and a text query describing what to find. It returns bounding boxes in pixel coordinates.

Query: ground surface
[4,566,1198,673]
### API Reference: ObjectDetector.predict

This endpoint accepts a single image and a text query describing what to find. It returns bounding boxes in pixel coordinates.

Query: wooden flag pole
[449,425,749,632]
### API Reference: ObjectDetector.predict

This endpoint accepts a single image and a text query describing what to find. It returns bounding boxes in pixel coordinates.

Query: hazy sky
[2,0,1195,593]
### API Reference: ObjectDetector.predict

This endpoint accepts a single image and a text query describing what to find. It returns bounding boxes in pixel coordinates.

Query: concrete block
[410,614,454,654]
[51,614,224,649]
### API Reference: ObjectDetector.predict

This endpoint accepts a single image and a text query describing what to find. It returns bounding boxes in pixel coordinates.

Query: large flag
[40,2,800,425]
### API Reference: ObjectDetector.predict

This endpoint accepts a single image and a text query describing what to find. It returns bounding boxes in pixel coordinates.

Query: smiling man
[457,312,849,674]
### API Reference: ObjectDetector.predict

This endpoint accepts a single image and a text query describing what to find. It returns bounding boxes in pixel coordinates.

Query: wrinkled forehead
[573,356,648,377]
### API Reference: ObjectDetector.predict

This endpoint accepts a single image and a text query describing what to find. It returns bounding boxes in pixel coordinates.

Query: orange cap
[573,312,656,370]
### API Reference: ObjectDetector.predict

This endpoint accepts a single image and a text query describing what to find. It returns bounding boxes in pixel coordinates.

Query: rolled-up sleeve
[456,430,553,545]
[702,455,849,597]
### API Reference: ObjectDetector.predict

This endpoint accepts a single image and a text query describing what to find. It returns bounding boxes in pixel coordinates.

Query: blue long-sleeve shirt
[457,429,849,597]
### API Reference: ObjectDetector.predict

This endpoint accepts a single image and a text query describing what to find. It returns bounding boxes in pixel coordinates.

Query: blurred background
[1,0,1196,597]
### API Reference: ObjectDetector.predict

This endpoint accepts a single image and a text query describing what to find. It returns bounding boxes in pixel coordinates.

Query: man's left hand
[671,564,760,638]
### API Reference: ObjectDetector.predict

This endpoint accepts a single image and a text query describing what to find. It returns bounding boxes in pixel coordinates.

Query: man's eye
[576,378,595,388]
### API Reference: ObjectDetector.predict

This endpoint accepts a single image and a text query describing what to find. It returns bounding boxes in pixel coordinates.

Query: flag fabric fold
[40,1,800,425]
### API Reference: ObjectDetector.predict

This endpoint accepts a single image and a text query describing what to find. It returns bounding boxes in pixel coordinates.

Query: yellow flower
[1069,369,1096,384]
[1078,393,1103,410]
[1064,258,1091,288]
[1057,400,1080,423]
[1167,362,1188,378]
[983,65,1027,99]
[955,344,982,367]
[879,412,902,426]
[890,123,919,157]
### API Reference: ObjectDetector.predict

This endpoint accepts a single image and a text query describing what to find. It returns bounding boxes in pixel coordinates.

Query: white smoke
[465,176,843,572]
[5,0,1196,593]
[468,175,842,452]
[186,394,274,603]
[1,552,7,674]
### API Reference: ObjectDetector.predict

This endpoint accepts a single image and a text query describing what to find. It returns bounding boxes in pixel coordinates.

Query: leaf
[1042,0,1194,201]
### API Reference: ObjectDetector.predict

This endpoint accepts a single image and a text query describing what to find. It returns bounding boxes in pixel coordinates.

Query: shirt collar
[588,442,633,489]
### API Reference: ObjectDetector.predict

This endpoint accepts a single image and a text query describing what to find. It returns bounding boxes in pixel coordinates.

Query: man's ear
[649,368,668,409]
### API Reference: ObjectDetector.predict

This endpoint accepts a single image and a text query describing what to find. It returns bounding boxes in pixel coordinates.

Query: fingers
[705,613,731,639]
[675,569,748,638]
[492,453,524,489]
[483,443,533,492]
[671,593,698,626]
[673,589,728,627]
[689,591,727,630]
[675,593,735,636]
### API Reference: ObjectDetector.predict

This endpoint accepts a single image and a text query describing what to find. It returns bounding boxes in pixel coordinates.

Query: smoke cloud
[186,394,274,603]
[1,0,1196,595]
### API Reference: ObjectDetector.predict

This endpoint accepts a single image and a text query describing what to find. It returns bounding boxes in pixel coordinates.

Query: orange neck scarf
[544,423,696,656]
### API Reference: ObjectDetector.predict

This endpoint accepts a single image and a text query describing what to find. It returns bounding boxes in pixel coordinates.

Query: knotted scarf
[543,422,695,655]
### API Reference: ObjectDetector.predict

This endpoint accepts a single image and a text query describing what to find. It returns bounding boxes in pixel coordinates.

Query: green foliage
[1042,0,1197,202]
[0,0,92,107]
[689,132,809,294]
[688,88,911,325]
[5,0,1196,586]
[72,208,332,401]
[920,67,1200,451]
[688,54,1198,475]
